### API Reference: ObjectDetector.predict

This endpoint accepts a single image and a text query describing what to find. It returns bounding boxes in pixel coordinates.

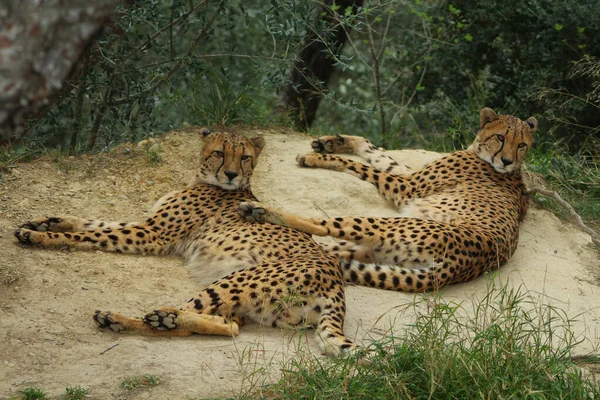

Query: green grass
[241,283,600,399]
[10,387,49,400]
[10,386,89,400]
[59,386,88,400]
[144,149,163,164]
[119,374,161,391]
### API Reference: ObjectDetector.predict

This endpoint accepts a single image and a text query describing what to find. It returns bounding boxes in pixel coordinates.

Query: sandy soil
[0,127,598,399]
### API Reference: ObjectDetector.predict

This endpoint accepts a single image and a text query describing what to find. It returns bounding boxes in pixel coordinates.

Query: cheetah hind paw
[93,310,125,332]
[14,228,34,245]
[295,153,321,167]
[311,134,352,154]
[18,217,64,232]
[143,309,179,330]
[237,201,267,223]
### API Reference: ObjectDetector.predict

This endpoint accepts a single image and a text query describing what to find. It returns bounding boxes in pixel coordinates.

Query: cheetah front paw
[143,309,179,330]
[18,217,65,232]
[296,153,321,167]
[14,228,35,245]
[93,310,125,332]
[237,201,267,223]
[311,134,351,154]
[296,153,346,171]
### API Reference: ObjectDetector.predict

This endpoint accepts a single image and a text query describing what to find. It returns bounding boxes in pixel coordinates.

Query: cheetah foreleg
[296,153,413,204]
[93,308,238,337]
[320,241,374,263]
[312,134,412,175]
[14,225,163,254]
[19,215,140,232]
[238,201,330,237]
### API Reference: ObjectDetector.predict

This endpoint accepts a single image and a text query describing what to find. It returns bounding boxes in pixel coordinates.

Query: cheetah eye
[214,151,224,158]
[241,155,251,161]
[518,143,527,149]
[495,134,505,142]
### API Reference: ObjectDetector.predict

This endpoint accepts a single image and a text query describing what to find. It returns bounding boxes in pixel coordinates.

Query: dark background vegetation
[2,0,599,225]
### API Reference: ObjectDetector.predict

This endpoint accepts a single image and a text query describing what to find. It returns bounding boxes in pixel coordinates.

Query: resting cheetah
[239,108,537,293]
[14,130,354,355]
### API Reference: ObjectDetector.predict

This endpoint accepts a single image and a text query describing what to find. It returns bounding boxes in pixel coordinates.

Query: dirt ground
[1,127,598,399]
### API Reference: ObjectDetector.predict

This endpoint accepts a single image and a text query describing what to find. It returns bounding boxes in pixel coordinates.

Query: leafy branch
[110,3,220,106]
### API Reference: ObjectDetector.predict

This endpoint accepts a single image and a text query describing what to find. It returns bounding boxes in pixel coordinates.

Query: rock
[17,199,30,208]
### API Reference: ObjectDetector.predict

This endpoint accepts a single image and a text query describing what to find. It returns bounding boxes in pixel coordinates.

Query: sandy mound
[0,127,598,399]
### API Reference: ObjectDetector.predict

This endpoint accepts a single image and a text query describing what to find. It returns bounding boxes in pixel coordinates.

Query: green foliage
[17,0,600,207]
[27,0,314,153]
[246,284,600,399]
[313,0,599,151]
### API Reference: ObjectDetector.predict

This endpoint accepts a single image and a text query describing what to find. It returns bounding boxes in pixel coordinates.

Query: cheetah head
[470,107,537,174]
[197,129,265,190]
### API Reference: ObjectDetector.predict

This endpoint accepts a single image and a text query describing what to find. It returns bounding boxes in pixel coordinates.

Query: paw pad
[143,310,178,330]
[14,229,33,245]
[296,153,317,167]
[93,310,124,332]
[237,202,266,223]
[311,140,330,153]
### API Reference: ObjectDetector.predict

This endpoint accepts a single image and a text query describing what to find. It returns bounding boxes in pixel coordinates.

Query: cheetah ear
[200,128,212,138]
[479,107,499,128]
[525,117,538,132]
[251,136,266,157]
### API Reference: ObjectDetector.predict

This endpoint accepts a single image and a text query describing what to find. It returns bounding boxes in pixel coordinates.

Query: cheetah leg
[320,241,374,263]
[93,307,239,337]
[19,215,139,232]
[315,298,357,355]
[239,203,500,292]
[185,262,356,356]
[239,201,382,246]
[14,225,164,254]
[296,153,413,205]
[312,134,412,175]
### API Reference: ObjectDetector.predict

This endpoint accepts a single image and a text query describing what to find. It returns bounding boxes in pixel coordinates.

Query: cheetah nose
[501,157,513,167]
[224,170,239,180]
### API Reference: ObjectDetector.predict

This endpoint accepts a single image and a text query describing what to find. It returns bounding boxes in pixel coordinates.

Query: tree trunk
[277,0,364,131]
[0,0,118,143]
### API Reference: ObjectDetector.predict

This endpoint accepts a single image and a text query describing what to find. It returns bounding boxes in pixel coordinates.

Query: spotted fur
[239,108,537,292]
[15,130,354,355]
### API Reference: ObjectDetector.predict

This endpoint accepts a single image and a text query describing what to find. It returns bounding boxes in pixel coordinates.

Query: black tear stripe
[514,141,522,162]
[491,140,505,160]
[239,154,251,176]
[214,154,225,181]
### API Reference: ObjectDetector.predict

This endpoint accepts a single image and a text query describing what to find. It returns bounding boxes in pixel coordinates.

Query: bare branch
[88,74,116,150]
[526,187,600,247]
[135,0,209,53]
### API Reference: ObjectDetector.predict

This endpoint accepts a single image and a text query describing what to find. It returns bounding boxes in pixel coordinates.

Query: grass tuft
[244,283,600,399]
[10,387,49,400]
[119,374,161,391]
[0,266,23,286]
[60,386,89,400]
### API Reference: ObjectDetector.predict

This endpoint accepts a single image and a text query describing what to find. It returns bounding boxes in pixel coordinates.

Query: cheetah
[14,130,354,355]
[238,108,537,293]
